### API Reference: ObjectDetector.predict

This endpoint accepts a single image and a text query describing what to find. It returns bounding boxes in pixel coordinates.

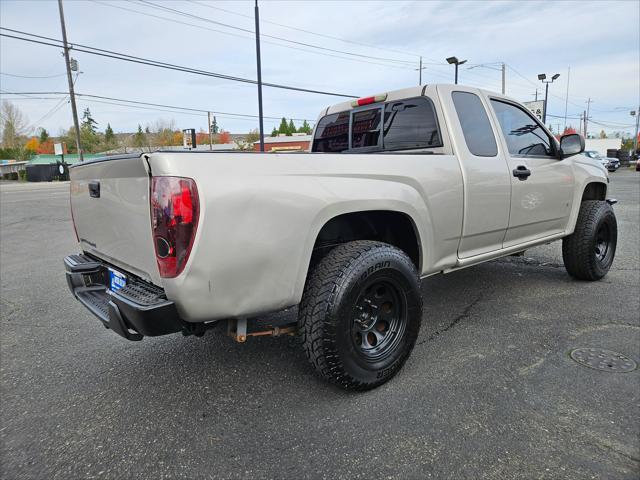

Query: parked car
[584,150,619,172]
[64,84,617,390]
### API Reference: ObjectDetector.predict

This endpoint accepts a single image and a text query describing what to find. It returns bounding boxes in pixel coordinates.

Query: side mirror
[559,133,585,158]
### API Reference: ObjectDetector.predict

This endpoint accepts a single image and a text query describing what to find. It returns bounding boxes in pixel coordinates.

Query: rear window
[312,111,349,152]
[312,96,442,153]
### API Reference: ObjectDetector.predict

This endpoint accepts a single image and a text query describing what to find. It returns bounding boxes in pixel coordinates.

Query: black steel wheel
[298,240,422,391]
[351,279,407,363]
[563,200,617,281]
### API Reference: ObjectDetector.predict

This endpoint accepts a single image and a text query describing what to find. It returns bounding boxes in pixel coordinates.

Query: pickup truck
[65,84,617,390]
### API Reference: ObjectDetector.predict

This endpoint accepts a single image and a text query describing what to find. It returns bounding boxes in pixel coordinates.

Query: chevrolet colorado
[64,84,617,390]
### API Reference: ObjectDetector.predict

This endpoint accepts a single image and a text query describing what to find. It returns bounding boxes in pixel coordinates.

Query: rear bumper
[64,254,183,341]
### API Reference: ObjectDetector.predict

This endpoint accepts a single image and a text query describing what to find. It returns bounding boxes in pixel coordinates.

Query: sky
[0,0,639,138]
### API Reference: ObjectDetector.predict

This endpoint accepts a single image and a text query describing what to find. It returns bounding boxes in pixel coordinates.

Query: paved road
[1,171,639,479]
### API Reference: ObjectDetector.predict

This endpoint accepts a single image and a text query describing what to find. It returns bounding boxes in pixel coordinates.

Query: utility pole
[254,0,265,152]
[563,66,570,131]
[501,62,505,95]
[207,111,212,151]
[585,98,592,139]
[57,0,83,161]
[632,107,639,155]
[416,56,426,85]
[583,110,587,138]
[534,89,538,101]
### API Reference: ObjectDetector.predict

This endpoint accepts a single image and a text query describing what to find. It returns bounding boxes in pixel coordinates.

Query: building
[253,133,312,152]
[584,138,622,157]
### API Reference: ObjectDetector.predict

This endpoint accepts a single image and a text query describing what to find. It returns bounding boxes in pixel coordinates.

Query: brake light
[150,176,199,278]
[351,93,387,108]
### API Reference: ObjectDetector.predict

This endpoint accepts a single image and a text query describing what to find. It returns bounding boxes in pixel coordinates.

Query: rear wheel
[298,241,422,390]
[562,200,617,281]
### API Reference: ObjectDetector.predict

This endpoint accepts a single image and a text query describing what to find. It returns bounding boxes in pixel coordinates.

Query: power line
[0,71,67,79]
[94,0,411,71]
[1,91,315,123]
[188,0,425,60]
[0,28,358,98]
[135,0,416,66]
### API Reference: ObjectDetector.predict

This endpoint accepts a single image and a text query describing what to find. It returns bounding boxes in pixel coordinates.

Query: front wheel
[562,200,617,281]
[298,241,422,390]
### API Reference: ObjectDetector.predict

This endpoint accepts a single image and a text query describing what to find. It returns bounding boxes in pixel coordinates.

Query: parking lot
[1,170,638,479]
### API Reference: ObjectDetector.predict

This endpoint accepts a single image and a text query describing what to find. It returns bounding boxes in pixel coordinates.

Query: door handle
[88,181,100,198]
[513,165,531,180]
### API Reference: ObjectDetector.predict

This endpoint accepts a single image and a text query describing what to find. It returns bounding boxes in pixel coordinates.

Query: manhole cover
[570,348,637,373]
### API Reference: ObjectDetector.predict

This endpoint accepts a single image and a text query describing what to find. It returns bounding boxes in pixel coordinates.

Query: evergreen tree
[38,128,50,143]
[105,123,115,143]
[133,124,146,148]
[211,116,219,134]
[287,119,296,136]
[278,117,289,135]
[298,120,312,134]
[271,127,278,137]
[81,108,98,134]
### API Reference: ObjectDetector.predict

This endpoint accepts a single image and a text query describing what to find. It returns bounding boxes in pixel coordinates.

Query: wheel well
[312,211,421,269]
[582,182,606,201]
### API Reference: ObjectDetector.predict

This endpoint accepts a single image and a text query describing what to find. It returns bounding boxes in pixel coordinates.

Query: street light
[447,56,467,85]
[538,73,560,124]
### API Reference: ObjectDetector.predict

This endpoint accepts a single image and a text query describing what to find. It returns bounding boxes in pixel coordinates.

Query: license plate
[109,268,127,292]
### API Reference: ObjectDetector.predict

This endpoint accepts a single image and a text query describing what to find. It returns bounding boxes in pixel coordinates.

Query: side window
[312,112,349,152]
[383,98,442,150]
[490,100,553,156]
[351,108,382,149]
[452,91,498,157]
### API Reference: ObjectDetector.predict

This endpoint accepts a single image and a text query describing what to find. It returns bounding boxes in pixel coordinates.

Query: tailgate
[70,155,161,285]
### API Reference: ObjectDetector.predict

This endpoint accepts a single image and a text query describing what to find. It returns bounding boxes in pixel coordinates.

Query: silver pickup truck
[64,84,617,390]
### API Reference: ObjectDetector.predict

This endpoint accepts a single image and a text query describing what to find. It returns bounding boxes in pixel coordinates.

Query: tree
[105,123,115,143]
[271,127,278,137]
[81,108,98,134]
[211,116,219,134]
[1,101,29,148]
[38,128,50,143]
[287,119,296,136]
[599,130,607,139]
[218,130,231,144]
[278,117,289,135]
[133,124,146,148]
[24,137,40,153]
[298,120,312,134]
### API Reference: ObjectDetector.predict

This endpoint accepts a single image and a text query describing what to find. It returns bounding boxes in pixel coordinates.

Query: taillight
[350,93,387,108]
[150,176,199,278]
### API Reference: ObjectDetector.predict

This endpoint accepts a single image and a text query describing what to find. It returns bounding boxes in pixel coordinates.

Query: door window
[490,100,553,156]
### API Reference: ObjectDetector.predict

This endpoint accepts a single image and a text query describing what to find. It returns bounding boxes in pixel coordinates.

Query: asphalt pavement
[1,170,639,480]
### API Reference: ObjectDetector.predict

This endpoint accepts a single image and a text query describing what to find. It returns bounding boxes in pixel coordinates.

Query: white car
[64,84,616,390]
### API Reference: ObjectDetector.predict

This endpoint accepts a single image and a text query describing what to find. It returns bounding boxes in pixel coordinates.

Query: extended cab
[65,84,617,390]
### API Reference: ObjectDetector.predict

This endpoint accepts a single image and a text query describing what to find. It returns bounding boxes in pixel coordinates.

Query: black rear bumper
[64,254,183,341]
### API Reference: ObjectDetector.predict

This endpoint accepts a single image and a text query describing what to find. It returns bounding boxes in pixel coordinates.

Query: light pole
[254,0,264,152]
[537,73,560,125]
[446,56,467,85]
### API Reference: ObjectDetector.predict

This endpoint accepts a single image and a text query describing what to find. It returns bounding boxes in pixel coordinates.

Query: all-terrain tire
[298,240,422,391]
[562,200,617,281]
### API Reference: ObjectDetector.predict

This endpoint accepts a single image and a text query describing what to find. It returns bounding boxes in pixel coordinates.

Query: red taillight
[150,176,199,278]
[351,93,388,108]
